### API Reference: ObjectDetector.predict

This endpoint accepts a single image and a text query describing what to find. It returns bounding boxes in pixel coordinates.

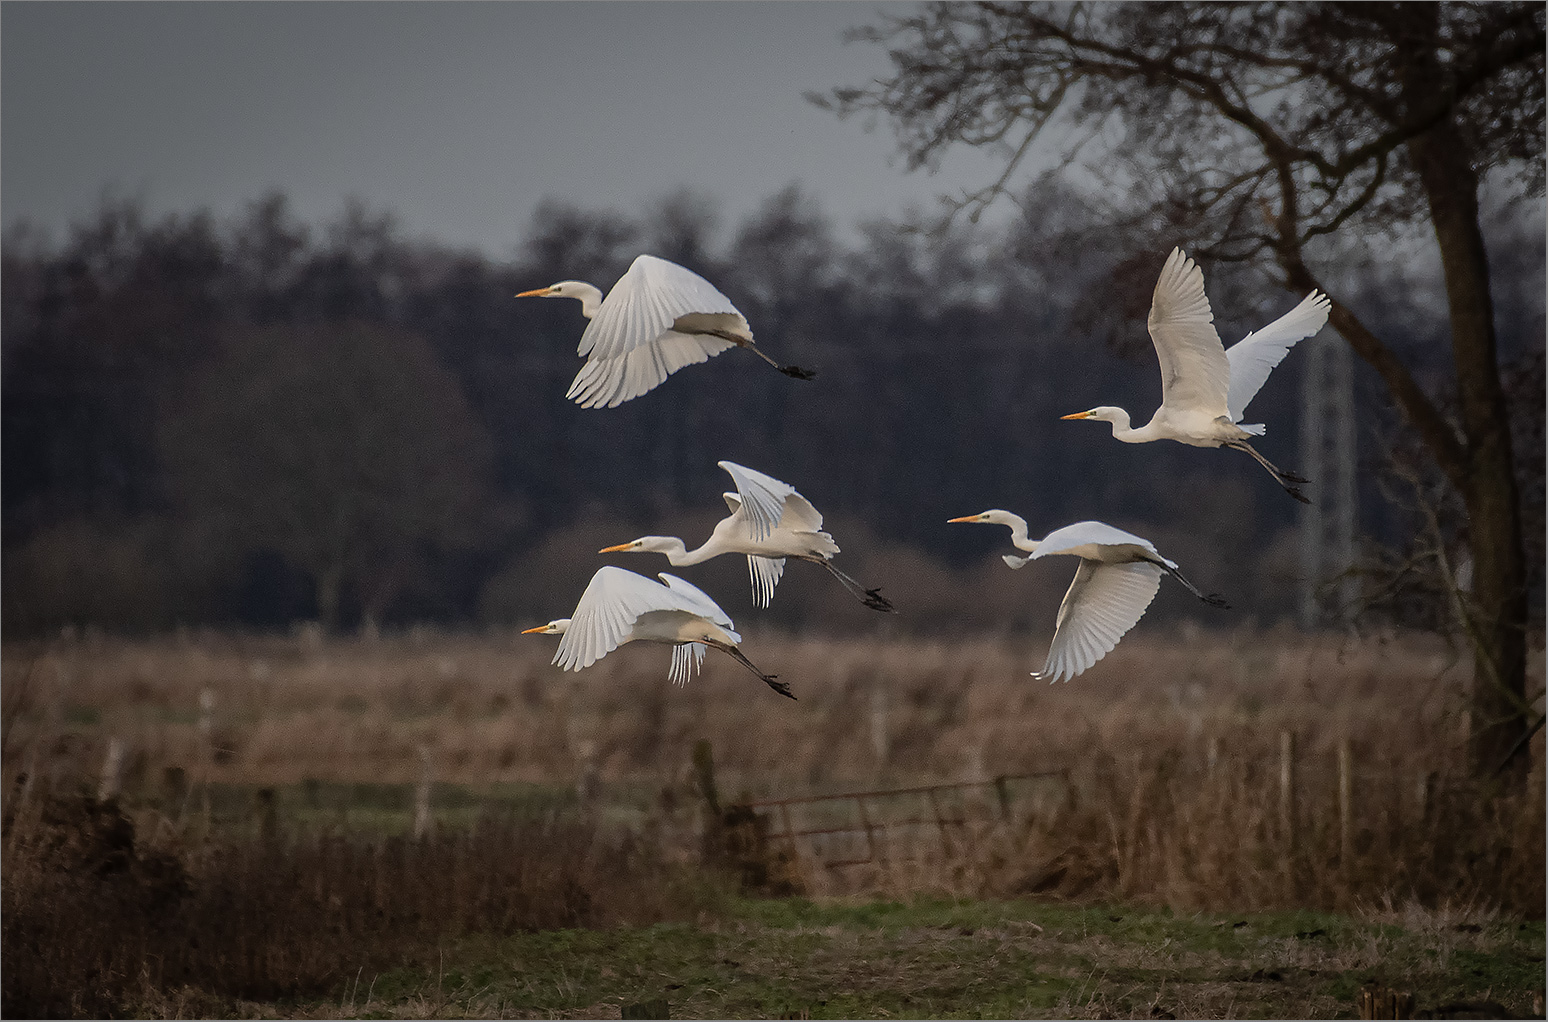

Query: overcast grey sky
[2,1,1006,257]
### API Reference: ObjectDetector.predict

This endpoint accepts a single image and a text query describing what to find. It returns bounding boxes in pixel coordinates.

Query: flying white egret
[517,254,815,408]
[1059,247,1331,503]
[598,460,894,612]
[522,565,792,699]
[948,511,1228,683]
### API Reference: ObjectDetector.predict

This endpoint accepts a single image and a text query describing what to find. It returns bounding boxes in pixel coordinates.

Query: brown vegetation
[0,626,1526,787]
[1,628,1541,1015]
[1,794,710,1018]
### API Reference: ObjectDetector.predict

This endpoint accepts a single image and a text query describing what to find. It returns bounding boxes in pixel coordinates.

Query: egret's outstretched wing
[657,572,737,633]
[1225,290,1331,423]
[554,567,678,672]
[568,331,737,408]
[1148,248,1230,418]
[579,255,749,362]
[1032,521,1165,562]
[1033,561,1163,683]
[718,461,811,541]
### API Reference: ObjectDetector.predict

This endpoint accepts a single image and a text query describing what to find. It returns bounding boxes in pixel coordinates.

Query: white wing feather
[1225,290,1331,424]
[746,556,787,608]
[668,641,707,686]
[567,330,735,408]
[579,254,749,362]
[1148,248,1231,419]
[718,461,812,541]
[657,574,735,684]
[657,572,737,633]
[554,567,734,673]
[1033,561,1163,683]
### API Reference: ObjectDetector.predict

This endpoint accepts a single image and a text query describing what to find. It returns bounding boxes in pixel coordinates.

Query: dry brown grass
[2,627,1542,916]
[1,792,714,1018]
[0,626,1496,783]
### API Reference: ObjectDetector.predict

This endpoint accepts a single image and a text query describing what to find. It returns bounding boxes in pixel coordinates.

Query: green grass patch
[266,899,1544,1019]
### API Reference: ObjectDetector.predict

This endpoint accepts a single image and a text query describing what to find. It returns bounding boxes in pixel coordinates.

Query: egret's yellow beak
[598,542,634,553]
[520,625,548,634]
[946,515,980,523]
[515,287,552,298]
[1060,411,1093,420]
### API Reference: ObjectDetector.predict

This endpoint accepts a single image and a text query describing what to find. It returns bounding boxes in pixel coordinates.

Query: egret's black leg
[713,643,794,700]
[1158,562,1230,609]
[1228,440,1312,504]
[811,557,896,613]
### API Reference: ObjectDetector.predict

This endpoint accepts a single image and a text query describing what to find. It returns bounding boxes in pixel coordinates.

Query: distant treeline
[2,185,1541,634]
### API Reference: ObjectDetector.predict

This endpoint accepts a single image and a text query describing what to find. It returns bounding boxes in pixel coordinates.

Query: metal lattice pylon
[1298,331,1359,626]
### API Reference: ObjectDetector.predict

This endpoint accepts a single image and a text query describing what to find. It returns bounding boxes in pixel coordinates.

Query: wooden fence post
[994,775,1012,823]
[198,688,216,756]
[575,739,599,808]
[1338,739,1354,866]
[413,745,434,839]
[1278,731,1297,852]
[98,737,125,801]
[256,787,279,842]
[870,680,889,768]
[692,739,720,816]
[1414,771,1436,826]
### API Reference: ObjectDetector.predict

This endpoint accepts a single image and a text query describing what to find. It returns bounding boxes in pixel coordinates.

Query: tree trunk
[1404,112,1529,779]
[316,562,344,635]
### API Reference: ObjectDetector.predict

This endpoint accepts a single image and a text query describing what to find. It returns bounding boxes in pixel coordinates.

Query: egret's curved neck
[572,284,604,320]
[999,514,1039,553]
[1101,408,1148,443]
[651,537,718,567]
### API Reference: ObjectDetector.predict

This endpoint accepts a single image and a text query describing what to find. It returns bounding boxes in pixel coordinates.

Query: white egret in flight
[517,254,814,409]
[522,565,792,699]
[1060,247,1331,503]
[598,460,893,612]
[948,511,1228,683]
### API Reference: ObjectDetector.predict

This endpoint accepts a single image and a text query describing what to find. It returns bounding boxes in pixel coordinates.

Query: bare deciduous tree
[817,1,1544,776]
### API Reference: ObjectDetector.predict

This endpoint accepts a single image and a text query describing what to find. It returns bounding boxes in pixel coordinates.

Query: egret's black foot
[779,364,817,380]
[1282,469,1310,484]
[1203,593,1231,610]
[763,675,796,700]
[1287,485,1312,505]
[863,588,896,613]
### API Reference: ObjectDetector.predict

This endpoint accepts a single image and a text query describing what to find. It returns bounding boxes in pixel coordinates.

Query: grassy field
[173,898,1546,1020]
[2,629,1543,1017]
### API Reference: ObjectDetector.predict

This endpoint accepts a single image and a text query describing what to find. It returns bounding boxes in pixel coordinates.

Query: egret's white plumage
[1060,248,1330,502]
[599,460,893,612]
[948,512,1227,683]
[517,254,814,409]
[522,566,791,698]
